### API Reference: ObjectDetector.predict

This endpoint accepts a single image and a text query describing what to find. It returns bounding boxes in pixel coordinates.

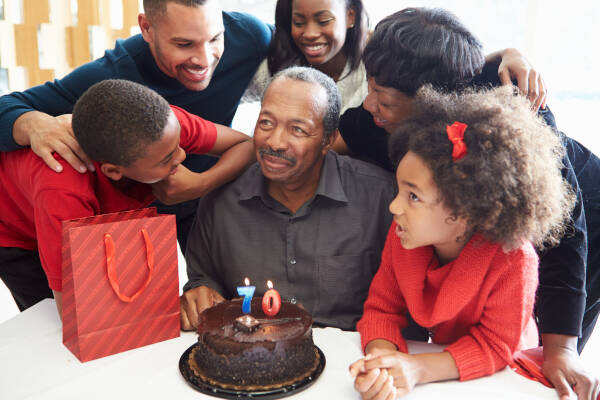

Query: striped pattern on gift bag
[62,209,180,362]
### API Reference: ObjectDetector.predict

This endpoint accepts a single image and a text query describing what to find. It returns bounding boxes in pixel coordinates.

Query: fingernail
[55,165,63,172]
[365,354,373,360]
[373,368,380,376]
[88,164,95,172]
[79,166,87,173]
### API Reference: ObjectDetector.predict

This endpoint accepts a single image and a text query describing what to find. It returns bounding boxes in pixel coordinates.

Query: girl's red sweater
[357,223,539,381]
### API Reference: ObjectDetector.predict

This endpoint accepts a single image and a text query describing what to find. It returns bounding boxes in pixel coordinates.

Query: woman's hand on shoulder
[494,47,547,111]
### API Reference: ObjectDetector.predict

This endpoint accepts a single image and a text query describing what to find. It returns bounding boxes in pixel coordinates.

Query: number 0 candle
[236,277,255,314]
[262,280,282,317]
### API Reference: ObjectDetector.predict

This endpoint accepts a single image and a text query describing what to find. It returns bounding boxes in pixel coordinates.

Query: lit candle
[262,280,282,317]
[236,277,255,314]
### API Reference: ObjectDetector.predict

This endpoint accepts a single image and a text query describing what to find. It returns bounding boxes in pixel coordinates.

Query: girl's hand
[353,366,397,400]
[362,352,421,397]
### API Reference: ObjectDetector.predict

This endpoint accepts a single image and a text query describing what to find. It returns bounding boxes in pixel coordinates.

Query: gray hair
[269,66,341,141]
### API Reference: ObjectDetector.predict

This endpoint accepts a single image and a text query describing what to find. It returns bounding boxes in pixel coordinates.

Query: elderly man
[181,66,395,331]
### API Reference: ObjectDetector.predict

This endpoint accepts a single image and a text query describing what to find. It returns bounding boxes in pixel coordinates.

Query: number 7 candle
[236,277,255,314]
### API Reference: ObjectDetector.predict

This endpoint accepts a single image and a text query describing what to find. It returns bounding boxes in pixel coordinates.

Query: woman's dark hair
[363,7,484,96]
[389,86,575,250]
[267,0,367,77]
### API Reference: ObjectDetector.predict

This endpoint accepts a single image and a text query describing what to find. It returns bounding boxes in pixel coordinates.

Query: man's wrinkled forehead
[262,77,327,118]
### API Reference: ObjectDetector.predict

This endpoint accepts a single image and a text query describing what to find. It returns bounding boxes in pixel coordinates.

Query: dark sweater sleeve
[536,145,587,336]
[0,52,124,150]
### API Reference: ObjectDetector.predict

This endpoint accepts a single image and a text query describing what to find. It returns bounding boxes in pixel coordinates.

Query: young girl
[349,86,575,399]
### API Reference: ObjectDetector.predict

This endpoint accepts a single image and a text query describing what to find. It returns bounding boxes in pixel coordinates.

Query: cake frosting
[189,297,319,390]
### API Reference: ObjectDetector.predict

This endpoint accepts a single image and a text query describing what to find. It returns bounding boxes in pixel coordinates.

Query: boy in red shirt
[0,79,253,318]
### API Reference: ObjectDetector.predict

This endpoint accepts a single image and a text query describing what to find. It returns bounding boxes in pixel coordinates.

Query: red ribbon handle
[446,121,468,161]
[104,228,154,303]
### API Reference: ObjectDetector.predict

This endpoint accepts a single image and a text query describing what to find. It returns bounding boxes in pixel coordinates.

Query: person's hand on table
[151,165,208,205]
[180,286,225,331]
[542,334,600,400]
[350,339,403,399]
[496,48,547,111]
[13,111,94,173]
[350,358,397,400]
[357,351,422,398]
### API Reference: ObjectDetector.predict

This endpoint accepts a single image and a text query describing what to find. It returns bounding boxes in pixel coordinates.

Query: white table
[0,299,556,400]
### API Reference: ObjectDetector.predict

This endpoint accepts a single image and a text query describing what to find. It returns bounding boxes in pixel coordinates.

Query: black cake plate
[179,344,326,399]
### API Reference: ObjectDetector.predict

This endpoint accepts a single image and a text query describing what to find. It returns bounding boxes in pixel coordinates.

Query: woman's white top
[242,59,368,113]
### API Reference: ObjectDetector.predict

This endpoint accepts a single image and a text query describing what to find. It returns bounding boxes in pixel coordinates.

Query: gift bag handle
[104,228,154,303]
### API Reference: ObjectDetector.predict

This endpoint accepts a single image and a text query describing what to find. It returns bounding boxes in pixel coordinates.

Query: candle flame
[267,280,273,289]
[244,277,250,286]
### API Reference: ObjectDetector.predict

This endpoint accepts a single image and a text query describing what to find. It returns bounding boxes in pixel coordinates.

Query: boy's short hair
[363,7,485,96]
[143,0,208,20]
[389,86,575,249]
[72,79,172,166]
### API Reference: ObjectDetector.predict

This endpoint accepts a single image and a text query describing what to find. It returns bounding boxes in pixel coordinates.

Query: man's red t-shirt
[0,106,217,290]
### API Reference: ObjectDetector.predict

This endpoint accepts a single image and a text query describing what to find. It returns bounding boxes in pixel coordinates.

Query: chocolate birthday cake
[188,297,319,390]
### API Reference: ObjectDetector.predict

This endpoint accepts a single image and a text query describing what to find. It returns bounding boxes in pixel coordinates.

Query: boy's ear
[100,163,125,181]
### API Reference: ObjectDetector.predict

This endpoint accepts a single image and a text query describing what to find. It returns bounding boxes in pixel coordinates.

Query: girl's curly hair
[389,85,575,250]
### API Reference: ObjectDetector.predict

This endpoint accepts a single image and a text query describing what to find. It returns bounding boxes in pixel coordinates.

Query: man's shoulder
[201,163,262,206]
[1,150,96,199]
[64,35,144,84]
[223,11,272,48]
[333,152,394,184]
[104,35,145,60]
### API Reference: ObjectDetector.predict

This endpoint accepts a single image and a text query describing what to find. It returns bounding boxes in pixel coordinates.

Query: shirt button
[290,259,297,265]
[290,297,297,304]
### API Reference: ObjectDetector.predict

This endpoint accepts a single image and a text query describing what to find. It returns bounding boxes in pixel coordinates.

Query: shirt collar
[93,161,156,213]
[238,152,349,204]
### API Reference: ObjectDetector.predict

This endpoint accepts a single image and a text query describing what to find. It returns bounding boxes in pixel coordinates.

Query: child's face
[120,111,186,184]
[389,151,467,263]
[363,78,415,135]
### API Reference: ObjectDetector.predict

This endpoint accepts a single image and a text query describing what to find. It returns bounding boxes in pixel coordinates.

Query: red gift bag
[61,208,180,362]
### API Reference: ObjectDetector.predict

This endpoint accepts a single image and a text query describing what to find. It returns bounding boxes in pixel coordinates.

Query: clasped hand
[350,349,421,400]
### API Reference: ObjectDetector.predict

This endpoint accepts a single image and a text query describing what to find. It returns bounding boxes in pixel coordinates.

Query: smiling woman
[241,0,369,113]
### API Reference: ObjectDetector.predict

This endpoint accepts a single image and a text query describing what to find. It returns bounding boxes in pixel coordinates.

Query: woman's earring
[348,24,354,28]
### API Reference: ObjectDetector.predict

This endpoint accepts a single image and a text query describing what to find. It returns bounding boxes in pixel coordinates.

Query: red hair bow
[446,121,468,162]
